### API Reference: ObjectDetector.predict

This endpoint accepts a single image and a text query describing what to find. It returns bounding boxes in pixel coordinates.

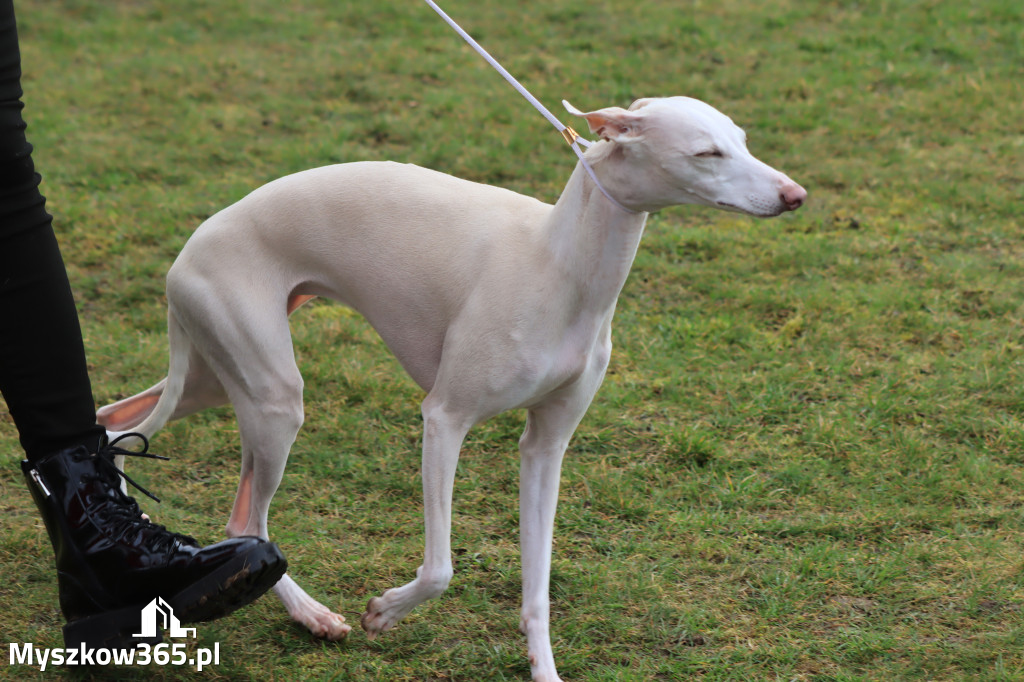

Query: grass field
[2,0,1023,679]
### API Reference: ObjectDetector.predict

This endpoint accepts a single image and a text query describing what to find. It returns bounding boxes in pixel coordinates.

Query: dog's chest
[551,329,594,381]
[509,318,607,401]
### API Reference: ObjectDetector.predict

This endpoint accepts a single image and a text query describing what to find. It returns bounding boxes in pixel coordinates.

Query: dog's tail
[101,311,192,449]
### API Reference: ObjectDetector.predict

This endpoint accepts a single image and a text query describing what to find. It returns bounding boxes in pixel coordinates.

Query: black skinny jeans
[1,0,106,460]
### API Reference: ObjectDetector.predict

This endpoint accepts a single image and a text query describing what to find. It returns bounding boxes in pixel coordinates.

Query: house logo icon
[132,597,197,638]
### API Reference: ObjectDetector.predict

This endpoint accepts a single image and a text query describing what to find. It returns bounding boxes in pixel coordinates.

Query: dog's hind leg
[190,296,349,641]
[361,394,472,638]
[227,460,351,640]
[98,294,313,433]
[228,386,350,640]
[229,431,349,639]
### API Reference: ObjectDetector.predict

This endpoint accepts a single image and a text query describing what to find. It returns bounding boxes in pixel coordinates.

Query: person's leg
[0,0,106,459]
[0,230,109,457]
[1,0,287,648]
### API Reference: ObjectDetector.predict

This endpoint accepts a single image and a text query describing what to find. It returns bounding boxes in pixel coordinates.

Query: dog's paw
[360,596,394,640]
[273,573,350,640]
[361,592,420,640]
[274,574,351,640]
[361,571,448,639]
[303,609,351,641]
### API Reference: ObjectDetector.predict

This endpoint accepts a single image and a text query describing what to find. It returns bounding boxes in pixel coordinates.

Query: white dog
[99,97,805,681]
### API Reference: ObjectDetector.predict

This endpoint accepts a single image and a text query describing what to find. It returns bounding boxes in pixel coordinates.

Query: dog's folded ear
[563,100,644,144]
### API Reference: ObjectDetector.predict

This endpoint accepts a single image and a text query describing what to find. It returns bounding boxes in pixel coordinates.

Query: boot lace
[97,433,167,503]
[90,433,199,549]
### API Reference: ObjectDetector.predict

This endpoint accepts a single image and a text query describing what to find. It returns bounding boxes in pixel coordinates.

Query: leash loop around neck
[421,0,640,215]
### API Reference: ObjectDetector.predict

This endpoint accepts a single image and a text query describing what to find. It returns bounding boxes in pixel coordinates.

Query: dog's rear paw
[274,573,350,640]
[304,610,351,641]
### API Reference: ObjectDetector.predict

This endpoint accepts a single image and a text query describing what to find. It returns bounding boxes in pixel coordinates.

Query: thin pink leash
[421,0,640,214]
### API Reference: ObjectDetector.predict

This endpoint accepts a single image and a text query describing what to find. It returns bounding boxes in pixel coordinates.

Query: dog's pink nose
[781,183,807,211]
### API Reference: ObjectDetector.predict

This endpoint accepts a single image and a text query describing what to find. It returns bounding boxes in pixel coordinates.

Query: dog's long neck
[543,160,649,316]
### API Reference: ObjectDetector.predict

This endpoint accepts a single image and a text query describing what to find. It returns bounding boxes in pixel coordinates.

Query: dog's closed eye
[695,149,724,158]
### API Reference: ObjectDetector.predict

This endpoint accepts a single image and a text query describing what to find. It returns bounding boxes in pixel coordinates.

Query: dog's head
[564,97,806,216]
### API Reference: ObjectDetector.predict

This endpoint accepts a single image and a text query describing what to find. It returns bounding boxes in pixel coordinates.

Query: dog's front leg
[518,391,597,682]
[361,395,471,638]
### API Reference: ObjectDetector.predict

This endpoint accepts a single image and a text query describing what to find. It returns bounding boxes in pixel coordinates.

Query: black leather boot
[22,434,287,649]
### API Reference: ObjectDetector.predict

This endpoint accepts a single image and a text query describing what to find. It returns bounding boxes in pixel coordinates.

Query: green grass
[3,0,1024,679]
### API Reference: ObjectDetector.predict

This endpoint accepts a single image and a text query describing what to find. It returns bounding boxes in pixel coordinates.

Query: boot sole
[63,604,164,651]
[62,541,287,650]
[171,540,287,623]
